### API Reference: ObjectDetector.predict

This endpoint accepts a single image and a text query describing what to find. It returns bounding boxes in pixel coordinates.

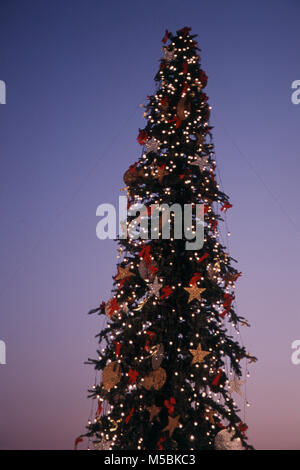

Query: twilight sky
[0,0,300,450]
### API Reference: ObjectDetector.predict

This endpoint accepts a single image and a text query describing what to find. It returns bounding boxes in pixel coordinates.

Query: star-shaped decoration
[189,343,210,364]
[115,265,135,281]
[145,137,161,154]
[162,415,181,437]
[163,47,175,62]
[229,374,245,396]
[148,277,162,298]
[184,285,206,303]
[147,404,161,422]
[190,155,210,172]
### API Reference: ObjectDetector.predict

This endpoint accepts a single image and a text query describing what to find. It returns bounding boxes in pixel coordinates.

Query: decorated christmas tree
[83,27,256,451]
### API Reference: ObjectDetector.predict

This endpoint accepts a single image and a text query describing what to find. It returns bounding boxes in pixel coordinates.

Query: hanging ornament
[228,374,245,396]
[189,155,210,172]
[184,285,206,303]
[145,137,161,154]
[151,343,164,370]
[214,429,244,450]
[142,367,166,390]
[148,276,162,298]
[189,343,210,364]
[102,362,121,391]
[162,415,181,437]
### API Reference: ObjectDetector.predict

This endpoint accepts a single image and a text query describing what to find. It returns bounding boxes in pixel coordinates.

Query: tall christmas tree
[84,27,256,451]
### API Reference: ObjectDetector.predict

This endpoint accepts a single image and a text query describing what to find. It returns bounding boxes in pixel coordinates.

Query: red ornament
[106,298,120,318]
[137,129,148,145]
[160,285,173,299]
[128,368,139,385]
[164,397,176,414]
[189,272,202,285]
[96,398,102,417]
[125,408,134,424]
[139,244,152,266]
[221,202,233,212]
[182,63,189,74]
[114,341,122,357]
[196,253,209,264]
[74,436,83,450]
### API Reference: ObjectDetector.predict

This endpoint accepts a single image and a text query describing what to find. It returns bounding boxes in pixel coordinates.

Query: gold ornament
[184,285,206,303]
[147,404,161,422]
[162,415,181,437]
[115,265,135,281]
[102,362,121,391]
[189,343,210,364]
[142,367,166,390]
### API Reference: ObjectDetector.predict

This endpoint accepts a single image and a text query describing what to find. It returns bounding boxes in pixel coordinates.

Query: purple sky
[0,0,300,450]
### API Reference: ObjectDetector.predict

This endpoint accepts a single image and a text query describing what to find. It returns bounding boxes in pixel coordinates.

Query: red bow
[106,298,120,317]
[157,436,167,450]
[197,253,209,264]
[164,397,176,414]
[114,341,122,357]
[238,422,248,435]
[128,368,139,385]
[221,202,233,212]
[168,115,182,128]
[74,436,83,450]
[178,26,191,36]
[139,245,152,266]
[160,285,173,299]
[96,398,102,417]
[137,129,148,145]
[162,29,170,43]
[189,273,202,285]
[182,63,189,74]
[219,293,234,318]
[125,408,134,424]
[212,369,223,386]
[145,331,156,351]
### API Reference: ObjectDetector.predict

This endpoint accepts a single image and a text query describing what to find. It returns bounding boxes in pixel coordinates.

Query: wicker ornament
[102,362,121,391]
[151,344,164,370]
[123,167,146,186]
[214,429,244,450]
[142,367,166,390]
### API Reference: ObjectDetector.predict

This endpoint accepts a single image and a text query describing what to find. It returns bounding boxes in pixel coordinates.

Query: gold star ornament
[147,404,161,422]
[184,285,206,303]
[189,343,210,364]
[115,265,135,281]
[162,415,181,437]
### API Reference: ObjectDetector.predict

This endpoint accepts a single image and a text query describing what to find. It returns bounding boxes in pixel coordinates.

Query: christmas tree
[84,27,256,451]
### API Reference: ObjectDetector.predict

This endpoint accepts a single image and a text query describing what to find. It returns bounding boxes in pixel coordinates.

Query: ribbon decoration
[74,436,83,450]
[106,298,120,318]
[137,129,148,145]
[219,293,234,318]
[145,331,156,351]
[96,398,102,417]
[189,272,202,285]
[168,115,182,128]
[160,285,173,299]
[157,436,167,450]
[212,368,223,387]
[114,341,122,358]
[197,253,209,264]
[128,368,139,385]
[139,245,152,266]
[221,202,233,212]
[164,397,176,414]
[162,29,171,43]
[125,408,134,424]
